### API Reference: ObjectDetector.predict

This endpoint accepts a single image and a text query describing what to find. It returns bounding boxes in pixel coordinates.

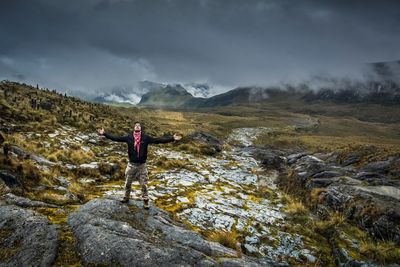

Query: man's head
[134,121,141,132]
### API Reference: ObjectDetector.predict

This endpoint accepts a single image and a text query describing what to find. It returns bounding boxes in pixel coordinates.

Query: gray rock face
[0,204,59,267]
[363,160,392,173]
[339,152,362,166]
[68,198,275,267]
[285,152,400,244]
[321,185,400,244]
[5,144,55,166]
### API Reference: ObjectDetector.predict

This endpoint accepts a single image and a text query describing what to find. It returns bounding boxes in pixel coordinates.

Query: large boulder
[68,198,276,267]
[0,204,59,266]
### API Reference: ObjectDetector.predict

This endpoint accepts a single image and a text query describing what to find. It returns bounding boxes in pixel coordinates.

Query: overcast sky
[1,0,399,97]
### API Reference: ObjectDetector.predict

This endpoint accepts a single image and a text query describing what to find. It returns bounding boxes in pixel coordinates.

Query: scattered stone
[54,176,70,187]
[48,131,59,138]
[81,146,90,152]
[78,178,96,184]
[65,164,77,170]
[79,162,99,169]
[53,186,68,191]
[177,196,190,203]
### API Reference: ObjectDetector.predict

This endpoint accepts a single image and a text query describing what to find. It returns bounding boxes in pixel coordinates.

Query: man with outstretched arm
[97,121,182,209]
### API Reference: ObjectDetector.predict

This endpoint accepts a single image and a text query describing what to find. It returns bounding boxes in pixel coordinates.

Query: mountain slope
[138,84,202,108]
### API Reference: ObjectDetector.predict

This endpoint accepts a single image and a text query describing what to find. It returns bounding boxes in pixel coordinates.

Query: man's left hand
[173,133,182,141]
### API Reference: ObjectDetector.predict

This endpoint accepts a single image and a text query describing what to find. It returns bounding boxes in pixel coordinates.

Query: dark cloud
[0,0,399,97]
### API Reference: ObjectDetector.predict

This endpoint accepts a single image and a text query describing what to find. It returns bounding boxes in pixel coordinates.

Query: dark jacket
[103,131,174,163]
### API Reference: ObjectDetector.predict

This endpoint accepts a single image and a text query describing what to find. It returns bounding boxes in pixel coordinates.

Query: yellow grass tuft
[285,201,308,216]
[208,230,240,250]
[47,150,67,162]
[360,239,400,264]
[283,194,308,216]
[330,211,346,226]
[69,149,94,164]
[310,187,326,205]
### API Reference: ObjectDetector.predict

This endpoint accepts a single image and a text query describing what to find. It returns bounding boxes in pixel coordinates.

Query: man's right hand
[97,128,105,135]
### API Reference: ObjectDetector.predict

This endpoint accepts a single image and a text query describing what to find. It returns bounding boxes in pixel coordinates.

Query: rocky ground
[281,149,400,247]
[68,197,278,266]
[0,124,399,266]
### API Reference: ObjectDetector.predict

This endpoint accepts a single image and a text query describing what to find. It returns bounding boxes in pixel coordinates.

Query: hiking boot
[120,197,129,204]
[143,199,149,209]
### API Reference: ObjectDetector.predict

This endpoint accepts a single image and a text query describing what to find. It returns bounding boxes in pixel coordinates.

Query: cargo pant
[124,162,148,201]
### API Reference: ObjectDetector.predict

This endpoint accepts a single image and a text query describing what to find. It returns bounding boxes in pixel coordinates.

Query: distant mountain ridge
[94,60,400,108]
[138,60,400,108]
[93,81,212,105]
[138,82,400,109]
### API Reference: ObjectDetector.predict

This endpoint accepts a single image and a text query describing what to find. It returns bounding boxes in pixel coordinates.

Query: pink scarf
[133,131,141,153]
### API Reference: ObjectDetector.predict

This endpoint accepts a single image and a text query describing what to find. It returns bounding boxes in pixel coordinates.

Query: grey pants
[124,162,148,200]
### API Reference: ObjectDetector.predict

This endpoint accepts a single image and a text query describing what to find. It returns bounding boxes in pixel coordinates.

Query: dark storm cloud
[1,0,399,96]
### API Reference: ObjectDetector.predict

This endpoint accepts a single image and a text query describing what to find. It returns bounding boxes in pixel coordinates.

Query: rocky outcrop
[188,132,223,152]
[0,193,58,208]
[284,152,400,244]
[0,204,59,266]
[3,144,55,166]
[321,185,400,243]
[68,198,277,267]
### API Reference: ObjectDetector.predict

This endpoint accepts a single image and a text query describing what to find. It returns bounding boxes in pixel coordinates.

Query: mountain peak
[138,84,194,108]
